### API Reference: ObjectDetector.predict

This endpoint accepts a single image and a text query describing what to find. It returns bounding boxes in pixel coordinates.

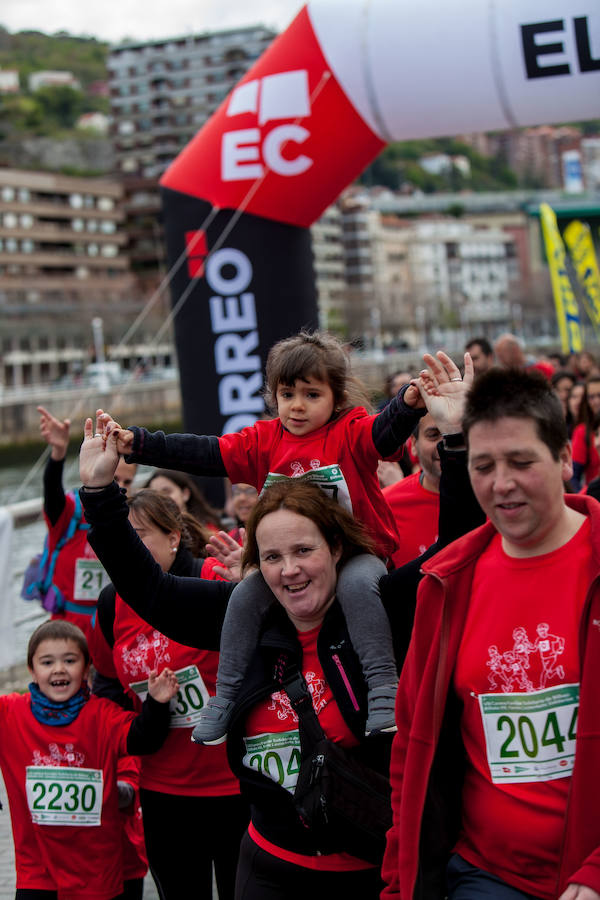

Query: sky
[0,0,305,43]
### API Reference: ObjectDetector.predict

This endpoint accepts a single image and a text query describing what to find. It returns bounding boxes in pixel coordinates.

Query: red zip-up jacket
[381,493,600,900]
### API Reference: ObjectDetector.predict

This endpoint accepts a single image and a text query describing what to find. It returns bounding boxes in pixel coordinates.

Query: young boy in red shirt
[0,619,177,900]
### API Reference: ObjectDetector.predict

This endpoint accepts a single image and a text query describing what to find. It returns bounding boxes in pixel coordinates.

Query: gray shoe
[191,697,235,745]
[365,683,398,736]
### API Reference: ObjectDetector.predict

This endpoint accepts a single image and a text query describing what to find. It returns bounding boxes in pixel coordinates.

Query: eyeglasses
[231,485,258,496]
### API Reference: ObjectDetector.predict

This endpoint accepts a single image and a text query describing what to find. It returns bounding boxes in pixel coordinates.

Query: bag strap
[282,665,327,747]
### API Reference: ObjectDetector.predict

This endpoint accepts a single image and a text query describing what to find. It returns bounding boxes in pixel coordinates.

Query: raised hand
[413,350,474,434]
[79,412,120,487]
[205,530,244,583]
[148,668,179,704]
[38,406,71,461]
[96,409,134,456]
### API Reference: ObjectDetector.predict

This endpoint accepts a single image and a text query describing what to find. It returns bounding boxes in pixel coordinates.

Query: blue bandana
[29,681,90,726]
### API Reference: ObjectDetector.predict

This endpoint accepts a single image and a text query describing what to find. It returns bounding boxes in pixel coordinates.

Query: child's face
[276,376,335,436]
[29,639,88,703]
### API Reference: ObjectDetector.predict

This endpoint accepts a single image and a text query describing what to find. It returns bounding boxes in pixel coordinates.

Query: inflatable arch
[160,0,600,441]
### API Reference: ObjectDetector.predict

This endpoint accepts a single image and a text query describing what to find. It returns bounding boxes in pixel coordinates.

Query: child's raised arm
[147,668,179,704]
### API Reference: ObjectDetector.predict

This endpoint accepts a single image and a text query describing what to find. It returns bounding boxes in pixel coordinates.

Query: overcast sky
[0,0,305,43]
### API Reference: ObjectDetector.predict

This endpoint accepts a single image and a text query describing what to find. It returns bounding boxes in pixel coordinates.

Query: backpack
[21,492,90,613]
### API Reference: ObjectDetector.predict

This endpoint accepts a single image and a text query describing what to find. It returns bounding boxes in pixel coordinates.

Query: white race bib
[243,730,302,793]
[479,683,579,784]
[26,766,103,826]
[263,465,352,513]
[129,664,210,728]
[74,558,111,601]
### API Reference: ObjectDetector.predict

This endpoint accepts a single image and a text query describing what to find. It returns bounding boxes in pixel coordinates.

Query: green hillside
[0,26,108,87]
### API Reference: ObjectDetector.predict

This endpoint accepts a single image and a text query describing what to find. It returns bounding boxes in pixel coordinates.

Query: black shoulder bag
[283,666,392,865]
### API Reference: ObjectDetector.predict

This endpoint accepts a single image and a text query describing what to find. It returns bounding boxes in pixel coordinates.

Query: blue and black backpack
[21,492,90,614]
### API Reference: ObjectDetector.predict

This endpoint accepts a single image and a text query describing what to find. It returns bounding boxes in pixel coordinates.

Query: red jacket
[382,493,600,900]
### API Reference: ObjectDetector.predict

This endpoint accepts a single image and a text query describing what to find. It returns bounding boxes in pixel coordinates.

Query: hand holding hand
[38,406,71,461]
[79,412,120,487]
[205,530,244,583]
[148,668,179,704]
[413,351,474,435]
[96,409,134,456]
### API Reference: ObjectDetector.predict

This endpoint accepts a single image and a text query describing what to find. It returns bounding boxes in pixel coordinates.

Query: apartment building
[0,168,136,387]
[107,26,275,180]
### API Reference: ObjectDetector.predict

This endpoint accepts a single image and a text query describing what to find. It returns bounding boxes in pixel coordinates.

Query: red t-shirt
[453,522,592,898]
[93,594,239,797]
[383,472,439,568]
[219,411,402,559]
[571,424,600,485]
[243,626,373,871]
[0,693,134,900]
[46,495,111,642]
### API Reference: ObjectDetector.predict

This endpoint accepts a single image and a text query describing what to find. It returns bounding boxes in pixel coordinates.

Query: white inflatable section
[307,0,600,141]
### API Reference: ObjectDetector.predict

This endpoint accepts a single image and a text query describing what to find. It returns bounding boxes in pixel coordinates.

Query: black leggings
[234,831,384,900]
[140,789,249,900]
[16,880,143,900]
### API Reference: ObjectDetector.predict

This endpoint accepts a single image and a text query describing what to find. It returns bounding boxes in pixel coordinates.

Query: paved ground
[0,666,160,899]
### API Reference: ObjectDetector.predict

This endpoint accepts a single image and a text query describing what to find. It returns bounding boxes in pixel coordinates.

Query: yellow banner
[539,203,582,354]
[564,220,600,340]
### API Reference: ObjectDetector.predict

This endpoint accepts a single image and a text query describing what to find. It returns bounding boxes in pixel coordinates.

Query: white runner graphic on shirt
[485,622,565,693]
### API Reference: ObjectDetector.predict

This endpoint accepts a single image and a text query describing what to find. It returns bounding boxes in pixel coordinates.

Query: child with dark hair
[104,330,441,742]
[0,619,177,900]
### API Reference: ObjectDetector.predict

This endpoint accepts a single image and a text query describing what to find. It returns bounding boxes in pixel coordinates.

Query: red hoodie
[381,494,600,900]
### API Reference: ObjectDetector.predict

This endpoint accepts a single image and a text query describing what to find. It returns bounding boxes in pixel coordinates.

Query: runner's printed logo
[486,623,565,693]
[32,743,85,767]
[121,631,171,678]
[222,70,313,181]
[268,671,326,722]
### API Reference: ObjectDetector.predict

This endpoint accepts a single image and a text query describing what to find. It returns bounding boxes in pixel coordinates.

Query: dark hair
[242,480,375,574]
[462,367,567,460]
[551,370,576,389]
[264,330,371,415]
[465,336,493,357]
[145,469,222,528]
[128,489,210,557]
[27,620,89,668]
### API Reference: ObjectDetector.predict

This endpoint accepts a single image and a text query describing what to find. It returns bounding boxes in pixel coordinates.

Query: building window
[72,218,84,232]
[97,197,115,211]
[1,186,15,202]
[3,212,17,228]
[69,194,83,209]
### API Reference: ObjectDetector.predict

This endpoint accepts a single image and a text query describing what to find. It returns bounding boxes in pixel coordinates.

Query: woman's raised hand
[414,350,474,434]
[80,411,121,487]
[38,406,71,461]
[205,530,244,583]
[96,409,134,456]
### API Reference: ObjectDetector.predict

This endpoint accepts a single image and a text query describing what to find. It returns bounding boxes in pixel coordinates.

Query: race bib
[26,766,103,826]
[129,664,210,728]
[243,730,302,793]
[479,683,579,784]
[74,558,111,601]
[263,465,352,513]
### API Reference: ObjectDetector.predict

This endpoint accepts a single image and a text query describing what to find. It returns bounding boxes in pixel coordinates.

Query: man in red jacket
[382,365,600,900]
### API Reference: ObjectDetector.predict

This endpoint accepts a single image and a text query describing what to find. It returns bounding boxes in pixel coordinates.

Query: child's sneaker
[191,697,235,745]
[365,683,398,736]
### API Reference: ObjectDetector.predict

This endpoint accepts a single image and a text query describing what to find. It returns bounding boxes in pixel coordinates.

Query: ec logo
[221,70,313,181]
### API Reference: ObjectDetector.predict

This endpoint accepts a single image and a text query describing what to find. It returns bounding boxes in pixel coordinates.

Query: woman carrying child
[0,619,177,900]
[88,489,248,900]
[103,330,429,743]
